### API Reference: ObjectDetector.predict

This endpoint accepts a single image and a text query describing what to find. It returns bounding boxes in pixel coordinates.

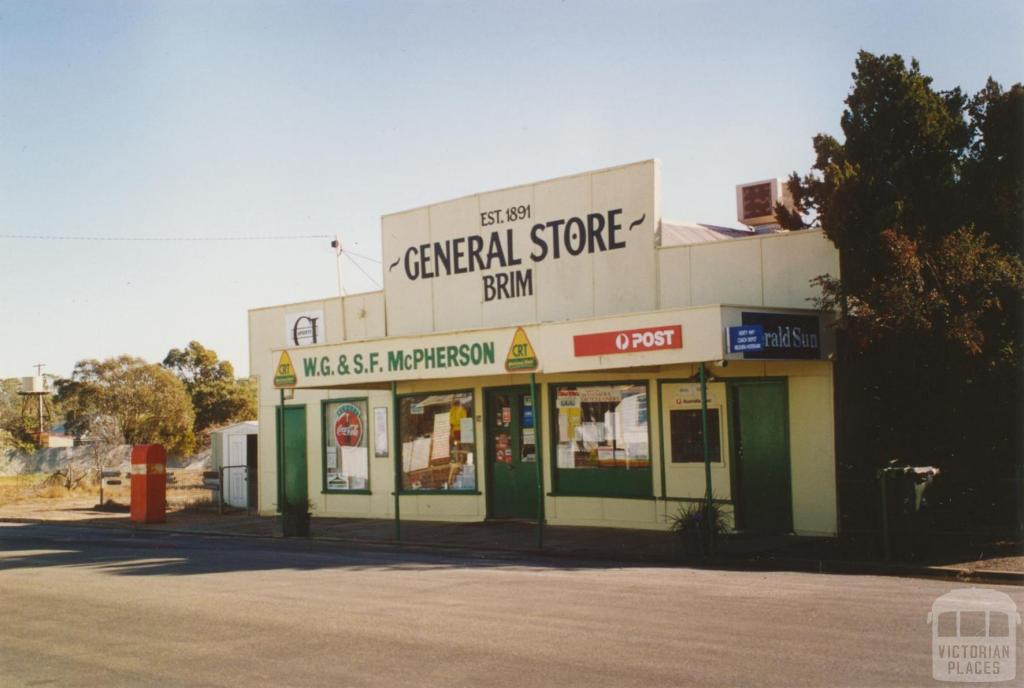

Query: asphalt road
[0,522,1020,687]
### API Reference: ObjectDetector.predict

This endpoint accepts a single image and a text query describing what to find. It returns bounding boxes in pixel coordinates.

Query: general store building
[248,160,840,535]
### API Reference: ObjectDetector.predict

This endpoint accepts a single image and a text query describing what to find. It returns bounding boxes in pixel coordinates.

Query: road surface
[0,522,1019,687]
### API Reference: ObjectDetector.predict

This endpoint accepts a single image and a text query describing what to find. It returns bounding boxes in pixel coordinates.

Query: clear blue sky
[1,0,1021,379]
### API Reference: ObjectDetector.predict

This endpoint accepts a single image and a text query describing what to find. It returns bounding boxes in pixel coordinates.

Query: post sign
[573,325,682,357]
[727,325,764,353]
[739,312,821,359]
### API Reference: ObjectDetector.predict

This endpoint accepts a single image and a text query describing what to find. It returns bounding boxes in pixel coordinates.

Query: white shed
[210,421,258,508]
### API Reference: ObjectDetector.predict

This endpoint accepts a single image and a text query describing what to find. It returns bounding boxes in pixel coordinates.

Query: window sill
[546,492,655,501]
[659,496,732,504]
[395,490,482,496]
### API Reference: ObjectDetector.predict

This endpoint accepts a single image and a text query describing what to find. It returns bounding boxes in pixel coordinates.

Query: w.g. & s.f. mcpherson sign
[273,327,534,388]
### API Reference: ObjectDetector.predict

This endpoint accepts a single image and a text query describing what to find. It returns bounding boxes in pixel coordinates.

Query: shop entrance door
[486,387,539,520]
[275,405,308,513]
[730,381,792,532]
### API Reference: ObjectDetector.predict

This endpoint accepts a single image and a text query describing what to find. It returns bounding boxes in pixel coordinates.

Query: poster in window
[373,407,389,457]
[324,399,369,491]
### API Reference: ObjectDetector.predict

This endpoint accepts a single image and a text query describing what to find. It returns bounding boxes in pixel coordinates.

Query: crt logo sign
[574,325,682,357]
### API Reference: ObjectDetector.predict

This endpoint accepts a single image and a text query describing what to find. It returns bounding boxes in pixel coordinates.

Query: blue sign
[740,312,821,359]
[727,325,765,353]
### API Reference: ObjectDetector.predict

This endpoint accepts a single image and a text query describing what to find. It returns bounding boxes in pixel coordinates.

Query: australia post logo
[574,325,682,357]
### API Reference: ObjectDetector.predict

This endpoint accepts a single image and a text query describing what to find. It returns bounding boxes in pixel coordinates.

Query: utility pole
[34,363,45,435]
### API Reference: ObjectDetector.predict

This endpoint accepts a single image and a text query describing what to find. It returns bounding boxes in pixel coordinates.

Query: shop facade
[249,160,841,535]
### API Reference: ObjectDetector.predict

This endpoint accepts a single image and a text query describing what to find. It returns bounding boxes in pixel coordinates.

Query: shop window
[669,408,722,463]
[399,391,476,492]
[551,383,651,498]
[323,398,370,491]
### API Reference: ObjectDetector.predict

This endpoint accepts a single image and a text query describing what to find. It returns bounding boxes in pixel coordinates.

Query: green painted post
[391,381,401,541]
[278,388,285,515]
[657,381,667,501]
[699,362,715,555]
[530,373,544,550]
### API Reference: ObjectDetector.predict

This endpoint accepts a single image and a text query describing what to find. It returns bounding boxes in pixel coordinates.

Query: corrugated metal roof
[658,220,756,246]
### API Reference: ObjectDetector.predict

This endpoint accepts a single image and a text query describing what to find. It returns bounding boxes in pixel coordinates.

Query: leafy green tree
[780,51,1023,534]
[0,378,37,452]
[162,341,256,443]
[56,356,196,456]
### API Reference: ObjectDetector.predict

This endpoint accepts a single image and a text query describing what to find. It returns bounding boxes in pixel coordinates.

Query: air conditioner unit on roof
[736,178,794,227]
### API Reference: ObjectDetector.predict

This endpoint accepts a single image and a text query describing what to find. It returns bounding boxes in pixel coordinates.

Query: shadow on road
[0,521,646,578]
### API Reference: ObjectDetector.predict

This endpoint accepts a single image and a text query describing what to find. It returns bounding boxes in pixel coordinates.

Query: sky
[1,0,1021,379]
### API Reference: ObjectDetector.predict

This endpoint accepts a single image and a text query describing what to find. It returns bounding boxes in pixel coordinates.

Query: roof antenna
[330,234,346,299]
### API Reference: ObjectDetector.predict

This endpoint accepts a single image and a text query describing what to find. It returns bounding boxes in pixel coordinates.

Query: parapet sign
[381,160,660,337]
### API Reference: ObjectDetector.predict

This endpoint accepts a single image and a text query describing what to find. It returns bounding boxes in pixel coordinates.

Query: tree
[0,378,35,453]
[56,356,196,456]
[162,341,256,444]
[781,51,1024,534]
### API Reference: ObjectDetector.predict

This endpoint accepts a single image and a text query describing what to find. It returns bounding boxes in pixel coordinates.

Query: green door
[276,405,308,513]
[730,381,792,532]
[486,387,539,519]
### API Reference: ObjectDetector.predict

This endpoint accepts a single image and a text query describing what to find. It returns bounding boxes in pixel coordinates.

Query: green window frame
[321,396,371,494]
[397,389,479,494]
[548,381,653,498]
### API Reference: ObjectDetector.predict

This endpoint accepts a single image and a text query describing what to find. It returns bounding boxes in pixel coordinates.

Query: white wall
[658,229,839,310]
[381,160,660,336]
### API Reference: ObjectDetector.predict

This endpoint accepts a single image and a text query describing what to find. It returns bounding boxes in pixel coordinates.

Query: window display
[551,382,651,497]
[323,398,370,491]
[399,391,476,491]
[669,408,722,462]
[554,384,649,469]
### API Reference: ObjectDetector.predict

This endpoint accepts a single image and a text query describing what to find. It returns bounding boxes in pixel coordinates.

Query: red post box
[130,444,167,524]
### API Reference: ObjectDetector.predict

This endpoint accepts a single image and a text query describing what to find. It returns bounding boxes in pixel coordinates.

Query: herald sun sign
[573,325,682,357]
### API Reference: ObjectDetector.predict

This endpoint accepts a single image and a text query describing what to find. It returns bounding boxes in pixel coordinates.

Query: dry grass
[0,466,236,522]
[0,473,68,503]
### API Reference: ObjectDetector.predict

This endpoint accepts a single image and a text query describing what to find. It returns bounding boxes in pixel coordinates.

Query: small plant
[668,500,729,557]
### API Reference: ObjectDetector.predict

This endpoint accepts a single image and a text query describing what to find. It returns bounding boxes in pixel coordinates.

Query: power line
[343,252,381,288]
[0,233,332,241]
[341,249,381,263]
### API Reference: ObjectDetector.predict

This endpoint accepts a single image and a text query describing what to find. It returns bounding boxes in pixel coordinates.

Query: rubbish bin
[878,463,940,560]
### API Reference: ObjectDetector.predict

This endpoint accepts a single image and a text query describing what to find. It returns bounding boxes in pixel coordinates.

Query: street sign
[273,351,297,388]
[727,325,765,353]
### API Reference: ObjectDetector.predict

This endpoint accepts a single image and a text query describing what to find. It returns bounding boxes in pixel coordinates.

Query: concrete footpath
[2,506,1020,585]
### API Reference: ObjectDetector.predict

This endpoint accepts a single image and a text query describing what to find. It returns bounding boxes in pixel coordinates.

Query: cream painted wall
[660,380,732,501]
[657,229,837,311]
